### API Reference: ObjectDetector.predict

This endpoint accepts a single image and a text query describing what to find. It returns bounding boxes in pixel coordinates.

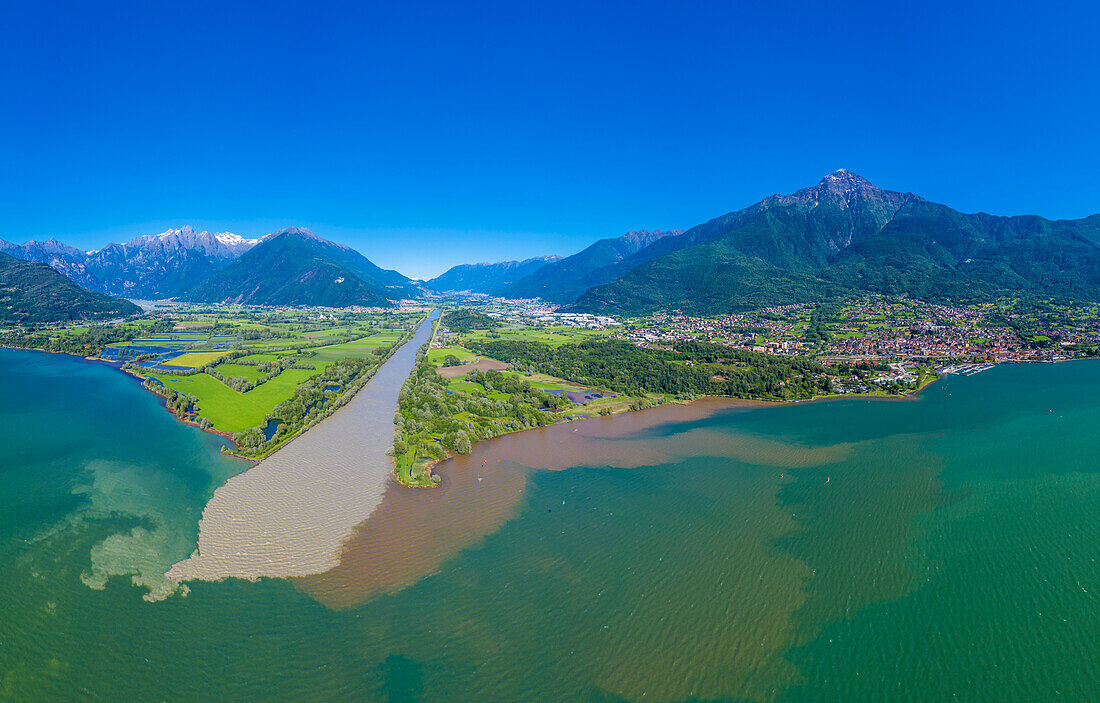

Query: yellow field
[169,351,229,368]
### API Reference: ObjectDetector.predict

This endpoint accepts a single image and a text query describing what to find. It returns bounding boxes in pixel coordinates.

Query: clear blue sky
[2,0,1098,278]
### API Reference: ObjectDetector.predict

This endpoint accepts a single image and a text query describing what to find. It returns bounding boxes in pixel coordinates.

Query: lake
[2,349,1100,701]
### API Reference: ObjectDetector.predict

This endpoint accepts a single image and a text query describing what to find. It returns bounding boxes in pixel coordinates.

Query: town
[451,294,1100,391]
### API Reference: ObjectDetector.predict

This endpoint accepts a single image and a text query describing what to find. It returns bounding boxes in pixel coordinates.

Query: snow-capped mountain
[120,226,260,260]
[0,226,263,298]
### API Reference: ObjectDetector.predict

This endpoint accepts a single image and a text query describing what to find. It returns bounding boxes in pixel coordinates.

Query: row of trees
[207,353,317,393]
[233,357,378,453]
[1,325,141,355]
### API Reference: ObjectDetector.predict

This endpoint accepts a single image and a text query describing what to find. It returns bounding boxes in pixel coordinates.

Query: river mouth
[166,311,439,583]
[8,355,1100,701]
[296,397,802,608]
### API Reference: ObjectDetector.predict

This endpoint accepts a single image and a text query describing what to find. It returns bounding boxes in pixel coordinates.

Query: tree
[448,431,471,454]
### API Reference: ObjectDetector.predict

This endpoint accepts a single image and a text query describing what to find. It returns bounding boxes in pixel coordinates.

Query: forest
[392,350,563,486]
[467,338,841,400]
[440,308,498,333]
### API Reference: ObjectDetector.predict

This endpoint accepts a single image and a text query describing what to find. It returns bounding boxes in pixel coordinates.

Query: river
[3,350,1100,701]
[167,310,439,582]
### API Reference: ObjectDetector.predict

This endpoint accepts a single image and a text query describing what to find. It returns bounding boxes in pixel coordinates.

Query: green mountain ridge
[0,251,141,323]
[426,255,560,294]
[501,229,683,302]
[183,228,417,307]
[571,170,1100,314]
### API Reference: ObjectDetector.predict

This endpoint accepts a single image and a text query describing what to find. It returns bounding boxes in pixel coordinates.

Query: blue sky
[2,0,1098,278]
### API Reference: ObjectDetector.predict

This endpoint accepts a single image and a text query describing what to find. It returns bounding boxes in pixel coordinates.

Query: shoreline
[299,374,969,608]
[298,394,812,609]
[0,342,251,447]
[123,365,243,447]
[0,339,1076,483]
[403,373,942,486]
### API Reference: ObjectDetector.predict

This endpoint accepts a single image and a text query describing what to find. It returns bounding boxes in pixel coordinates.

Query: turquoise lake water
[2,348,1100,701]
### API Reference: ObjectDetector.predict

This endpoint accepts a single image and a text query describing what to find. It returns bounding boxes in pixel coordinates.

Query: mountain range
[0,226,419,311]
[426,256,561,295]
[5,169,1100,320]
[570,170,1100,314]
[500,229,683,302]
[0,226,259,299]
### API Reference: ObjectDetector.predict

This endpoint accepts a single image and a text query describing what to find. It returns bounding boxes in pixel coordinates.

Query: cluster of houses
[606,299,1100,369]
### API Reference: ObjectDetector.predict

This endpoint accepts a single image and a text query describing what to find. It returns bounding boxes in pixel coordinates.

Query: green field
[445,378,484,394]
[149,372,272,431]
[235,352,285,363]
[456,325,612,347]
[427,346,478,365]
[127,308,426,437]
[211,363,266,382]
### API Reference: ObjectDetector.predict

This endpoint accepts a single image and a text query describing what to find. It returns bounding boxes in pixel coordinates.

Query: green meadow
[125,308,425,436]
[457,325,612,347]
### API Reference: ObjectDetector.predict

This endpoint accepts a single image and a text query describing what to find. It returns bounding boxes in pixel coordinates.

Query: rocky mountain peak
[765,169,922,212]
[821,168,871,186]
[266,226,321,242]
[124,226,259,259]
[807,169,878,199]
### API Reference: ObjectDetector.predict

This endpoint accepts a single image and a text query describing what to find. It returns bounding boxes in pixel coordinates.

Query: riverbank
[166,311,439,583]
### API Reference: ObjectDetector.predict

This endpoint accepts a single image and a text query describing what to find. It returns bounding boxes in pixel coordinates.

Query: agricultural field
[456,325,613,347]
[115,305,426,446]
[425,346,477,366]
[146,372,275,431]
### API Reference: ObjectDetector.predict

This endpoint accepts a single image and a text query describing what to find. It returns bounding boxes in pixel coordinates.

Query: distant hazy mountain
[0,226,261,298]
[182,228,418,307]
[426,255,560,294]
[499,230,683,302]
[0,251,141,323]
[572,169,1100,314]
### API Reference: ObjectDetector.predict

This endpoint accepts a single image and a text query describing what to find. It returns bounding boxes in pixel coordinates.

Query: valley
[9,6,1100,699]
[3,170,1100,555]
